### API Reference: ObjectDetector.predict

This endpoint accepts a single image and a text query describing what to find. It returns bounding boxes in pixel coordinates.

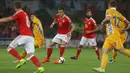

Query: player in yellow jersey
[14,13,45,63]
[30,13,45,48]
[93,0,130,73]
[109,21,128,63]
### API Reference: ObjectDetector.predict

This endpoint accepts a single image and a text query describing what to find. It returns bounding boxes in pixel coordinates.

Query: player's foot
[54,59,59,64]
[70,56,77,60]
[93,67,105,73]
[16,59,26,69]
[34,67,44,73]
[41,58,50,63]
[13,60,19,63]
[98,56,101,60]
[109,59,115,63]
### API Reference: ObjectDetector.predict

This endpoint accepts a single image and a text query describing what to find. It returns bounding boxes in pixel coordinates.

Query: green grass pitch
[0,46,130,73]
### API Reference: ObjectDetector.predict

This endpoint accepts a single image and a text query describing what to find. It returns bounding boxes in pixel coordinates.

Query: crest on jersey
[62,19,65,23]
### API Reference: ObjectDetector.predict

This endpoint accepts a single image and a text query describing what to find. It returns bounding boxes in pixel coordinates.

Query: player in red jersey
[70,9,100,60]
[41,7,75,63]
[0,2,44,73]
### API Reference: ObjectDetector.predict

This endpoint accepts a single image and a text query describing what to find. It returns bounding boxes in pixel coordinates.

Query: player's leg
[41,41,57,63]
[25,37,44,73]
[42,34,61,63]
[115,38,130,57]
[70,45,83,60]
[8,36,27,68]
[7,46,22,61]
[7,36,23,60]
[59,40,67,57]
[92,46,100,60]
[70,36,86,60]
[88,38,100,60]
[109,50,118,63]
[93,38,112,73]
[13,50,27,63]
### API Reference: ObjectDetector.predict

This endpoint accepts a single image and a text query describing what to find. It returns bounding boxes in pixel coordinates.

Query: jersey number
[26,16,30,27]
[113,16,120,27]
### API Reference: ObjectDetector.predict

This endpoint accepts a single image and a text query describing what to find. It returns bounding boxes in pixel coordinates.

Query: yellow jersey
[32,17,44,38]
[117,21,127,43]
[105,8,126,38]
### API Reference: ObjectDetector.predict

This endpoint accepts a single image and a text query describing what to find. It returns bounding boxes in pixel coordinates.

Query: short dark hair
[86,9,91,13]
[58,7,64,11]
[13,1,22,9]
[30,12,36,16]
[109,0,117,7]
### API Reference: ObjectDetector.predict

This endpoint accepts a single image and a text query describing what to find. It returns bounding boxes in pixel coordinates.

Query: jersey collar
[86,17,92,20]
[110,7,116,10]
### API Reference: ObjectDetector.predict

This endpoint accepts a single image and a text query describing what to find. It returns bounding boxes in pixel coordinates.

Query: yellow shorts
[102,35,124,50]
[34,37,45,48]
[120,32,127,44]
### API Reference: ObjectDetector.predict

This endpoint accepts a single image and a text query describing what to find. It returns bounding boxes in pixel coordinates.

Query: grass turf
[0,47,130,73]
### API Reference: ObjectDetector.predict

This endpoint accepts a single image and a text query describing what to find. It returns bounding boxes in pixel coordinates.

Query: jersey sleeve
[92,19,97,29]
[33,18,39,24]
[66,16,72,24]
[12,12,19,20]
[119,13,126,21]
[105,9,111,17]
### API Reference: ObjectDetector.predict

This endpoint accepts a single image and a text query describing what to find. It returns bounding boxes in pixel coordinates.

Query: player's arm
[101,9,111,26]
[101,16,110,25]
[76,27,84,30]
[70,23,75,33]
[50,19,57,28]
[86,23,99,34]
[0,17,14,22]
[120,14,130,31]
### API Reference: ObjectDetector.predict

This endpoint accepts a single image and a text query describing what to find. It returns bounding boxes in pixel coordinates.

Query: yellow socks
[21,50,27,58]
[124,49,130,57]
[101,54,108,69]
[112,51,118,60]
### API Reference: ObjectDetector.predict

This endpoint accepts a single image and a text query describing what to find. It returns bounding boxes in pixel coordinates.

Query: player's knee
[79,45,83,49]
[60,44,65,47]
[7,46,13,52]
[49,41,56,47]
[102,49,109,54]
[26,53,34,60]
[119,49,125,54]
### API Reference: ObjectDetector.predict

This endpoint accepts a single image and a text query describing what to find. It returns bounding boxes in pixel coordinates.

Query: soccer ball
[59,57,65,64]
[54,57,65,64]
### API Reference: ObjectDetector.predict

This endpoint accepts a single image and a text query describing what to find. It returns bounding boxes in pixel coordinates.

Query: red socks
[60,47,65,57]
[47,47,53,59]
[30,56,41,67]
[8,48,22,60]
[76,49,82,59]
[94,47,100,58]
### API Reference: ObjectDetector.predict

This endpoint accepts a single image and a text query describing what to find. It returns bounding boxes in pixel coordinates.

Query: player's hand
[120,29,125,33]
[67,32,71,37]
[76,27,83,30]
[50,24,54,28]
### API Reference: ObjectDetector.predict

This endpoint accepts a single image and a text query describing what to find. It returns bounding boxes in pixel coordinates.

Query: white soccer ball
[58,57,65,64]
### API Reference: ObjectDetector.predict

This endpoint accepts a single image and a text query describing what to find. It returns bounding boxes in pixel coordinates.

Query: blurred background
[0,0,130,48]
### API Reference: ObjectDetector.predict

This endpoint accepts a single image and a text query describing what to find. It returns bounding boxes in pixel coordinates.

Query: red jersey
[83,17,96,38]
[55,14,72,34]
[12,10,32,36]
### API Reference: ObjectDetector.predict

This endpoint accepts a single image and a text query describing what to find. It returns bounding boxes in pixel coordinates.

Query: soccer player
[70,9,100,60]
[93,0,130,73]
[109,21,128,63]
[0,2,44,73]
[41,7,75,63]
[30,13,45,48]
[14,13,45,63]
